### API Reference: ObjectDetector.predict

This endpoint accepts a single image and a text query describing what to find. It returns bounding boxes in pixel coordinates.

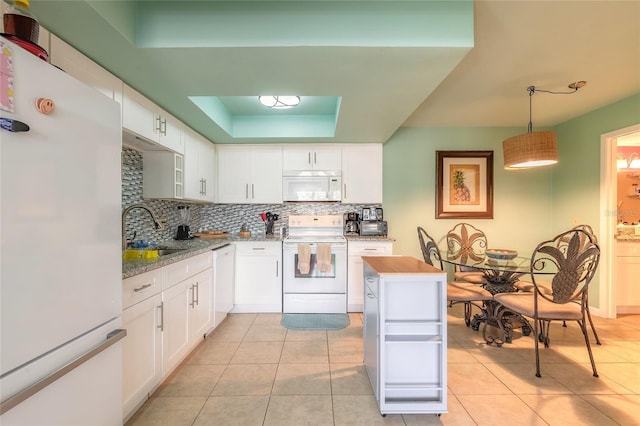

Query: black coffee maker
[345,212,360,235]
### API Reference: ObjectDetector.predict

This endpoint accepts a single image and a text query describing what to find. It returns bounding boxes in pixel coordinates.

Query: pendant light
[503,81,586,170]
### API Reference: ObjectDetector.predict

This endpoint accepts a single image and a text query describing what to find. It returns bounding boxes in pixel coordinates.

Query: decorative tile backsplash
[122,148,380,244]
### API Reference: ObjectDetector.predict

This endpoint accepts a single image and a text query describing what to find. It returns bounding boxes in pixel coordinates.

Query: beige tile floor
[126,306,640,425]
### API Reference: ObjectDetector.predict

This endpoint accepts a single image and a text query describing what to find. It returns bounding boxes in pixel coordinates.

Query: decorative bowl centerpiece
[485,249,518,261]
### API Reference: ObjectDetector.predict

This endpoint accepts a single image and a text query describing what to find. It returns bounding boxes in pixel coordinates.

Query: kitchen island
[362,256,447,416]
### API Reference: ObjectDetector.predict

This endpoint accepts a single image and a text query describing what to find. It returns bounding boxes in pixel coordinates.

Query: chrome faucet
[122,204,163,251]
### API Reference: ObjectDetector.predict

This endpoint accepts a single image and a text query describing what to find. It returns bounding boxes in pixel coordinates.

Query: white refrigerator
[0,37,124,424]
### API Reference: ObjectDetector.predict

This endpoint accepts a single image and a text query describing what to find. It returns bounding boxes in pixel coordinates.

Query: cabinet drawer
[123,268,163,309]
[234,241,281,256]
[163,251,213,290]
[348,241,393,256]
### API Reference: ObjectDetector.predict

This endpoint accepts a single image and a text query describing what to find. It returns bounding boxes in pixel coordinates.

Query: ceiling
[31,1,640,145]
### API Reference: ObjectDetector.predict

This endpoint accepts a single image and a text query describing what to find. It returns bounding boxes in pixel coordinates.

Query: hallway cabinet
[363,256,447,416]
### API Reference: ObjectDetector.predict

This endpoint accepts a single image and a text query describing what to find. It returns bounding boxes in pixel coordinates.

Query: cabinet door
[217,147,251,203]
[190,269,212,342]
[251,146,283,203]
[122,84,159,144]
[199,139,216,202]
[342,144,383,203]
[122,293,162,420]
[283,145,314,170]
[313,145,342,170]
[234,243,282,312]
[183,130,202,201]
[158,110,184,154]
[162,280,191,377]
[49,35,123,106]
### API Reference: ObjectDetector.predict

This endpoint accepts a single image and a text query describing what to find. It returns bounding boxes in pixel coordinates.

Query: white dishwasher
[212,244,236,327]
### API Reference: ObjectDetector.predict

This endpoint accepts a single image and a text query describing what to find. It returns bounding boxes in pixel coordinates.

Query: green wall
[552,93,640,307]
[383,93,640,305]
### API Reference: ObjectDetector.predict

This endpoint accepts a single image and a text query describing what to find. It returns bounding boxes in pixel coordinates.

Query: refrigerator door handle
[0,329,127,416]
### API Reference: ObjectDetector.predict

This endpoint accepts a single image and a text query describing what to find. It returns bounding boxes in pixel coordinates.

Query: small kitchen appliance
[176,205,192,240]
[344,212,360,235]
[359,220,388,237]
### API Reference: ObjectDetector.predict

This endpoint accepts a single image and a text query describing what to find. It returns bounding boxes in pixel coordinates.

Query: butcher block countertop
[362,255,444,274]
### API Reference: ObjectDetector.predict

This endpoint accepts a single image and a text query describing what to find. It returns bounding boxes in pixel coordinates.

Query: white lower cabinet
[347,240,393,312]
[122,251,214,422]
[363,256,447,415]
[232,241,282,312]
[616,241,640,311]
[122,270,163,422]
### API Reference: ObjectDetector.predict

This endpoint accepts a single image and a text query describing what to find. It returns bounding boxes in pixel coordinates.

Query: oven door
[282,241,347,293]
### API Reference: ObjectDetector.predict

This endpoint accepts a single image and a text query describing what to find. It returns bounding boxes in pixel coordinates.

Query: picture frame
[436,150,494,219]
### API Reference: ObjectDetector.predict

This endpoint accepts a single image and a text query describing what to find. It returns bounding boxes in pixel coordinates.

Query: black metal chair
[446,223,487,285]
[514,224,601,345]
[494,228,601,377]
[418,226,492,327]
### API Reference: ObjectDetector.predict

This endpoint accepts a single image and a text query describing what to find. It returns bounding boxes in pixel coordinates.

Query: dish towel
[297,243,311,274]
[316,243,332,273]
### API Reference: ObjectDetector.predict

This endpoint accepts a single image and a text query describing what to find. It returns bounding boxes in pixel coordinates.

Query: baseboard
[616,306,640,314]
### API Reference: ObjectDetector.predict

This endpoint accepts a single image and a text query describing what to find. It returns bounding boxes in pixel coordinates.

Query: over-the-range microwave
[282,170,342,202]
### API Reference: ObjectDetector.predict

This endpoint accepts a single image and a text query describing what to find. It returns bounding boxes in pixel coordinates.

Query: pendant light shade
[502,82,584,170]
[503,130,558,170]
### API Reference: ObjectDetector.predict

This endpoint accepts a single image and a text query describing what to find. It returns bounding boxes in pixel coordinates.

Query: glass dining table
[441,252,553,345]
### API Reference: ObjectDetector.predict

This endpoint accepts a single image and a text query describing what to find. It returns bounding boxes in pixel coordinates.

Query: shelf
[385,335,441,342]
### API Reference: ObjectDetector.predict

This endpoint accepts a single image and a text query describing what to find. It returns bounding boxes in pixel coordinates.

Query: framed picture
[436,150,494,219]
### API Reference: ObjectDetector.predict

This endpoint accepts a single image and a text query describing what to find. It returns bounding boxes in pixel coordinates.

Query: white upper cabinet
[122,84,184,154]
[283,145,341,171]
[341,144,383,204]
[183,128,216,203]
[217,145,283,203]
[48,35,122,106]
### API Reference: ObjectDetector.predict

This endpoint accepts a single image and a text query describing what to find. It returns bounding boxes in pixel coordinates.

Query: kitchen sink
[157,248,187,256]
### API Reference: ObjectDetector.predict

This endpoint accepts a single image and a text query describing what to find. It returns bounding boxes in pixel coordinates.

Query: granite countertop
[123,233,284,279]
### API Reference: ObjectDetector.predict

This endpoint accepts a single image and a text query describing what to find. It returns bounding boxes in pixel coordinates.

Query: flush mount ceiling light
[503,81,586,170]
[258,95,300,109]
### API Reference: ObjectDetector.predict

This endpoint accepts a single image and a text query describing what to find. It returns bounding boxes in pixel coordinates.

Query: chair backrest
[417,226,443,269]
[530,228,600,304]
[446,222,487,266]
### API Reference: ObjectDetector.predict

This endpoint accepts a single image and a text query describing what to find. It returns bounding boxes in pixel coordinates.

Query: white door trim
[599,123,640,319]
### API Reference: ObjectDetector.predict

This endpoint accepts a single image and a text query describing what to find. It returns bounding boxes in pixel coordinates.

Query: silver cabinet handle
[344,183,347,198]
[308,152,311,164]
[155,115,162,133]
[245,183,249,199]
[0,329,127,416]
[366,278,374,282]
[252,247,265,250]
[314,152,317,164]
[162,118,167,135]
[189,285,196,308]
[276,260,279,278]
[133,283,152,292]
[194,282,199,306]
[157,302,164,331]
[251,183,255,199]
[203,178,207,195]
[367,293,375,299]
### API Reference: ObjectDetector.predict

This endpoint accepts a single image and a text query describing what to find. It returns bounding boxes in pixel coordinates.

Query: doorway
[599,124,640,318]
